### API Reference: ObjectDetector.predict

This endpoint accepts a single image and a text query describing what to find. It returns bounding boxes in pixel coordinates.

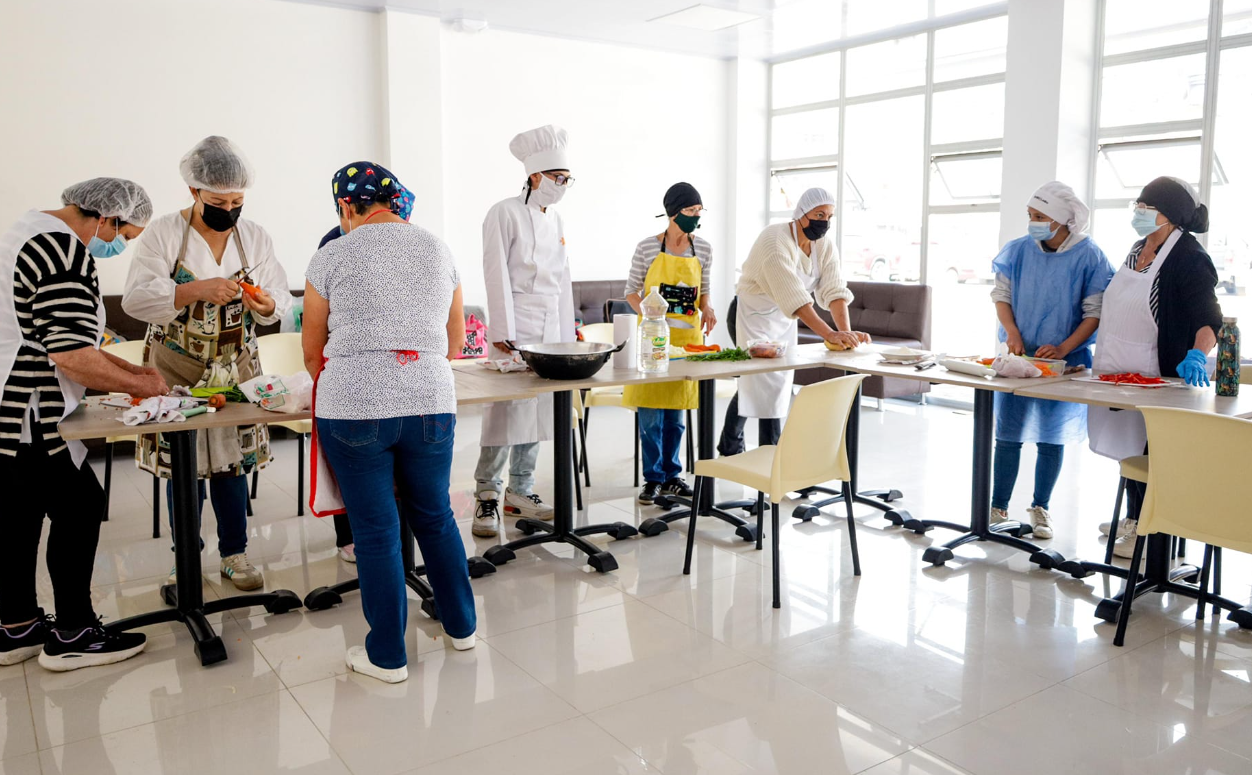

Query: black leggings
[717,296,782,456]
[333,513,353,548]
[0,430,103,629]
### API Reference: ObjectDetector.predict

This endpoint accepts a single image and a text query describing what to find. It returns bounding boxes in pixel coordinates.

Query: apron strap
[171,212,251,280]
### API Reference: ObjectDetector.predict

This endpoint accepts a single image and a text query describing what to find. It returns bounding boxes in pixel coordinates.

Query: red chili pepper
[1098,372,1166,385]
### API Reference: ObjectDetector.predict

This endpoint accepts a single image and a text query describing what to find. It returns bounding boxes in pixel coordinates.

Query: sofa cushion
[572,280,628,325]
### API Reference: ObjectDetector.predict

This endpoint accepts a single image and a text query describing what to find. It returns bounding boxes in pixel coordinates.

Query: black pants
[0,431,103,629]
[717,296,782,456]
[333,513,353,548]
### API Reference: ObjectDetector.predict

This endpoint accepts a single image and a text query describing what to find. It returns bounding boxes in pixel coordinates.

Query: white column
[723,56,769,347]
[998,0,1099,246]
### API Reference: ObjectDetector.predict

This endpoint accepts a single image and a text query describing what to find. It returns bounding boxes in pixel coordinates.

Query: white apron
[738,223,823,419]
[1088,233,1177,460]
[0,211,104,468]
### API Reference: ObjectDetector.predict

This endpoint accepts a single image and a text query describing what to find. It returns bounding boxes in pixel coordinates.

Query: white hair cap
[180,136,254,194]
[793,187,836,220]
[1028,181,1090,234]
[61,178,154,227]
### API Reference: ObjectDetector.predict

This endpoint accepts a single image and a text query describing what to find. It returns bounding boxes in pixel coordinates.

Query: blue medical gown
[992,235,1115,445]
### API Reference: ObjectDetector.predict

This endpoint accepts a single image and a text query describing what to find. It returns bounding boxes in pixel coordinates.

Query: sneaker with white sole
[1027,506,1053,539]
[337,544,357,564]
[1112,521,1139,559]
[503,488,554,520]
[220,553,264,591]
[450,632,476,651]
[1099,519,1136,539]
[39,620,146,672]
[166,565,177,586]
[345,645,407,683]
[0,614,50,666]
[990,508,1009,524]
[472,495,500,537]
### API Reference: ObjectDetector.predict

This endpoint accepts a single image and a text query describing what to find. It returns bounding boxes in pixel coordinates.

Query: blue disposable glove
[1177,348,1210,387]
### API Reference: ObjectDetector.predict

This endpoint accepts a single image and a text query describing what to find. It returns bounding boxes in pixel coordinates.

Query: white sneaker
[345,645,407,683]
[337,544,357,564]
[1027,507,1053,540]
[472,495,500,538]
[1112,521,1139,559]
[503,488,554,520]
[1099,520,1136,539]
[220,553,264,591]
[450,632,476,651]
[990,508,1009,524]
[166,565,177,586]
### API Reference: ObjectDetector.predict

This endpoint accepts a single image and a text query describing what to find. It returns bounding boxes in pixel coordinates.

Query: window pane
[1211,47,1252,319]
[926,212,1000,356]
[934,0,999,15]
[1103,0,1208,55]
[769,1,843,57]
[1094,140,1201,200]
[1090,207,1136,267]
[842,97,924,283]
[845,35,927,96]
[772,53,840,109]
[1099,54,1207,127]
[771,108,839,161]
[930,155,1002,206]
[930,83,1005,145]
[1225,0,1252,37]
[770,166,840,215]
[845,0,927,36]
[933,17,1008,82]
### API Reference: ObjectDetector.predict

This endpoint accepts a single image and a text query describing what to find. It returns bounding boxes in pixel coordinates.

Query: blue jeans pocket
[328,419,379,447]
[423,414,455,443]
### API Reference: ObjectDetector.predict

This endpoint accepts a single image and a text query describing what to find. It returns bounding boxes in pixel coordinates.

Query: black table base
[105,430,303,667]
[483,390,638,573]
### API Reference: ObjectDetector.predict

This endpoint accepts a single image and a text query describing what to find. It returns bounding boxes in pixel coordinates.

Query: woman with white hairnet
[123,136,293,591]
[1,178,167,670]
[988,181,1113,540]
[717,187,870,456]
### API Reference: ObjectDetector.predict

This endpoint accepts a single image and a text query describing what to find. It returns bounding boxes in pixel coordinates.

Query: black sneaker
[661,478,694,498]
[638,482,662,504]
[38,620,146,672]
[0,613,50,666]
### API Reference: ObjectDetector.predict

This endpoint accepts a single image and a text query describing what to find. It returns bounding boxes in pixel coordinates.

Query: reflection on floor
[5,396,1252,775]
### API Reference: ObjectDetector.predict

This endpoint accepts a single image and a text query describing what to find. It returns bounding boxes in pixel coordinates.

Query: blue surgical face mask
[1131,209,1161,238]
[1028,221,1058,242]
[87,221,127,258]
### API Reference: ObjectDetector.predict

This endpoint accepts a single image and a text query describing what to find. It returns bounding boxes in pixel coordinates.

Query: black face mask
[802,218,830,241]
[200,199,244,232]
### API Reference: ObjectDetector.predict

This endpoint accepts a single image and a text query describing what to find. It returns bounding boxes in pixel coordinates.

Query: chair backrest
[102,339,147,367]
[769,374,866,501]
[257,332,305,376]
[604,299,635,323]
[1138,406,1252,554]
[580,323,616,345]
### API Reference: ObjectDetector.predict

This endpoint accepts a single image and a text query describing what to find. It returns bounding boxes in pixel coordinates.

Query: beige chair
[101,340,162,538]
[683,374,868,608]
[255,333,311,515]
[1113,407,1252,645]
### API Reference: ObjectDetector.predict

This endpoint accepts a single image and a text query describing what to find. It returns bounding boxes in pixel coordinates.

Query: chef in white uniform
[474,125,576,538]
[718,188,869,456]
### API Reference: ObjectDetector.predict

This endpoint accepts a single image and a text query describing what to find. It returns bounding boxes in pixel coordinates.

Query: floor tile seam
[476,599,632,642]
[580,694,739,775]
[390,713,613,775]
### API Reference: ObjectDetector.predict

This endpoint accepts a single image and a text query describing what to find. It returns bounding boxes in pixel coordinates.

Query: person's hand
[1177,348,1210,387]
[492,341,514,355]
[1034,344,1068,360]
[197,278,240,305]
[241,286,276,317]
[132,372,170,398]
[1005,330,1025,356]
[851,330,873,345]
[701,304,717,336]
[824,330,861,350]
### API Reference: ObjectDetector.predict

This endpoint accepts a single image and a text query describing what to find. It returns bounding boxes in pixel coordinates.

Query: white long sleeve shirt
[735,222,853,318]
[481,192,575,343]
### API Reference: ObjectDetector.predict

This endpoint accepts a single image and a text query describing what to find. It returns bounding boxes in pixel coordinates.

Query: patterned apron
[621,239,702,410]
[137,213,270,479]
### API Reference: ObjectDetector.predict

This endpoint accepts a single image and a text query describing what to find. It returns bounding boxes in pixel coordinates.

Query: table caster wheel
[1009,523,1034,538]
[792,505,820,522]
[195,636,228,667]
[587,552,618,573]
[1057,560,1094,579]
[1029,549,1063,570]
[735,523,759,543]
[883,510,905,527]
[652,495,676,511]
[901,516,932,535]
[517,518,548,536]
[606,522,638,540]
[160,584,178,608]
[420,597,439,620]
[303,586,343,611]
[265,589,302,615]
[1180,570,1200,584]
[638,518,669,537]
[1095,598,1121,623]
[483,545,516,566]
[922,546,953,566]
[1228,607,1252,629]
[879,489,904,503]
[467,557,496,578]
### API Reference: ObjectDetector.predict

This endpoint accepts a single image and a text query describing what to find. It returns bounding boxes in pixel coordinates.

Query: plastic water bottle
[1216,316,1240,397]
[639,286,670,374]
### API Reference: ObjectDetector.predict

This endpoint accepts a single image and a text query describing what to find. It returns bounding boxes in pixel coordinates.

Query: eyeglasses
[545,172,575,188]
[1129,202,1158,214]
[679,206,703,216]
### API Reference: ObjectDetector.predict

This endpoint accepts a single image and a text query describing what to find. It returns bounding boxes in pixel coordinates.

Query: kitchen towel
[613,313,638,369]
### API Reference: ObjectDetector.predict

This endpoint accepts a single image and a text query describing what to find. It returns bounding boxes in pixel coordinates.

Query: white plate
[884,346,923,357]
[939,358,996,379]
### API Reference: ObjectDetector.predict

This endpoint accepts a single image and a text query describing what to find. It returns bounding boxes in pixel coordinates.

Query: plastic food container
[747,340,787,359]
[1023,356,1066,377]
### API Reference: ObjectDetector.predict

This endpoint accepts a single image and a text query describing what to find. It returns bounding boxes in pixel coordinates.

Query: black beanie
[1138,176,1209,233]
[662,182,702,218]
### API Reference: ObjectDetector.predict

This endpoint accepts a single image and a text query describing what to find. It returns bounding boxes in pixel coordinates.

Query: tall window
[768,2,1008,356]
[1092,0,1252,322]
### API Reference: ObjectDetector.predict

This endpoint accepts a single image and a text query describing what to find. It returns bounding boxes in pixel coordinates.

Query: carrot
[684,344,721,353]
[239,281,261,300]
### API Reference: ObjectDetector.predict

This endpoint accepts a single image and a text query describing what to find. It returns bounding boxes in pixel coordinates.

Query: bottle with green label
[1216,316,1240,397]
[639,286,670,374]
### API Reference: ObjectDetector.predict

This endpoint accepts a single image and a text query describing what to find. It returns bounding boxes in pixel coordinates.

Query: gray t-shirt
[306,223,459,420]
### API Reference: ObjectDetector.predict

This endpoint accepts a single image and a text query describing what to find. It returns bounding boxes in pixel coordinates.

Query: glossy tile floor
[4,393,1252,774]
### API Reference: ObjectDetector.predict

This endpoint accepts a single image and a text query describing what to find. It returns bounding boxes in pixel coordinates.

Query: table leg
[484,390,637,573]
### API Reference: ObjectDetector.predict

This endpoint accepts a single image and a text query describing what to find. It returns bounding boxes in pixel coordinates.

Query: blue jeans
[638,408,685,484]
[166,474,249,557]
[317,413,475,669]
[992,440,1064,511]
[474,442,540,498]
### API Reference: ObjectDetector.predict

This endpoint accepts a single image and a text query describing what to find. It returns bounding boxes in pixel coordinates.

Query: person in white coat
[474,125,576,538]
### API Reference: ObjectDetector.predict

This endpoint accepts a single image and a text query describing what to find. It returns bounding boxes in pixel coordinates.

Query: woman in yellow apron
[622,183,716,505]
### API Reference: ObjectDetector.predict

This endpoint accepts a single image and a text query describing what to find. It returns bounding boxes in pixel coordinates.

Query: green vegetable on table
[685,347,751,362]
[190,386,247,402]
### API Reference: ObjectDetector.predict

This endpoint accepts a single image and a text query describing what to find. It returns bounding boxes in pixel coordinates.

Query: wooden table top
[1013,377,1252,418]
[793,343,1066,394]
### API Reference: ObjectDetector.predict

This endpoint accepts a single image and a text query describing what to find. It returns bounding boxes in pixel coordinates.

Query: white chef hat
[509,125,570,175]
[793,187,836,220]
[1028,181,1090,234]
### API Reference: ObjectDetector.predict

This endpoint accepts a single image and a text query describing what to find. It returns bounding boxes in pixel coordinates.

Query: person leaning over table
[988,181,1114,541]
[303,161,476,684]
[0,179,165,671]
[123,136,293,592]
[1087,176,1223,559]
[622,182,717,506]
[716,187,869,457]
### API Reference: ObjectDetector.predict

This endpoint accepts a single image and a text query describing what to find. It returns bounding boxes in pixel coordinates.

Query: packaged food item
[1216,317,1240,396]
[747,340,786,358]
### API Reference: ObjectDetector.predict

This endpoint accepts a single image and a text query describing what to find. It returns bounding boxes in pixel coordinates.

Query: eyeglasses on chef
[542,171,575,188]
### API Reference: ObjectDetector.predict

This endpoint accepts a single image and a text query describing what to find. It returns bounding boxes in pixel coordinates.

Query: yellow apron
[621,244,702,410]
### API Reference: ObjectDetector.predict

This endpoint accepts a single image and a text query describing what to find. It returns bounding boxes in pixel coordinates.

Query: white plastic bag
[308,375,345,517]
[991,354,1043,379]
[238,372,314,413]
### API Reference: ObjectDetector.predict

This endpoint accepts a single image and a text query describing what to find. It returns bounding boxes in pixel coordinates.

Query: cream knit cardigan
[735,222,853,318]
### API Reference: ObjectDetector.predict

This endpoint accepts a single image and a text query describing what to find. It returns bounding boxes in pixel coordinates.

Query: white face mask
[529,175,567,208]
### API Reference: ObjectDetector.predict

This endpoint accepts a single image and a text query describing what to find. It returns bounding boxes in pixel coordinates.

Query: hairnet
[1138,176,1208,233]
[793,187,836,220]
[180,136,254,194]
[1028,181,1090,234]
[61,178,154,227]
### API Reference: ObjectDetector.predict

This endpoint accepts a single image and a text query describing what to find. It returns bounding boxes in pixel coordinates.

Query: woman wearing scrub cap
[988,181,1114,540]
[123,136,293,592]
[717,187,870,456]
